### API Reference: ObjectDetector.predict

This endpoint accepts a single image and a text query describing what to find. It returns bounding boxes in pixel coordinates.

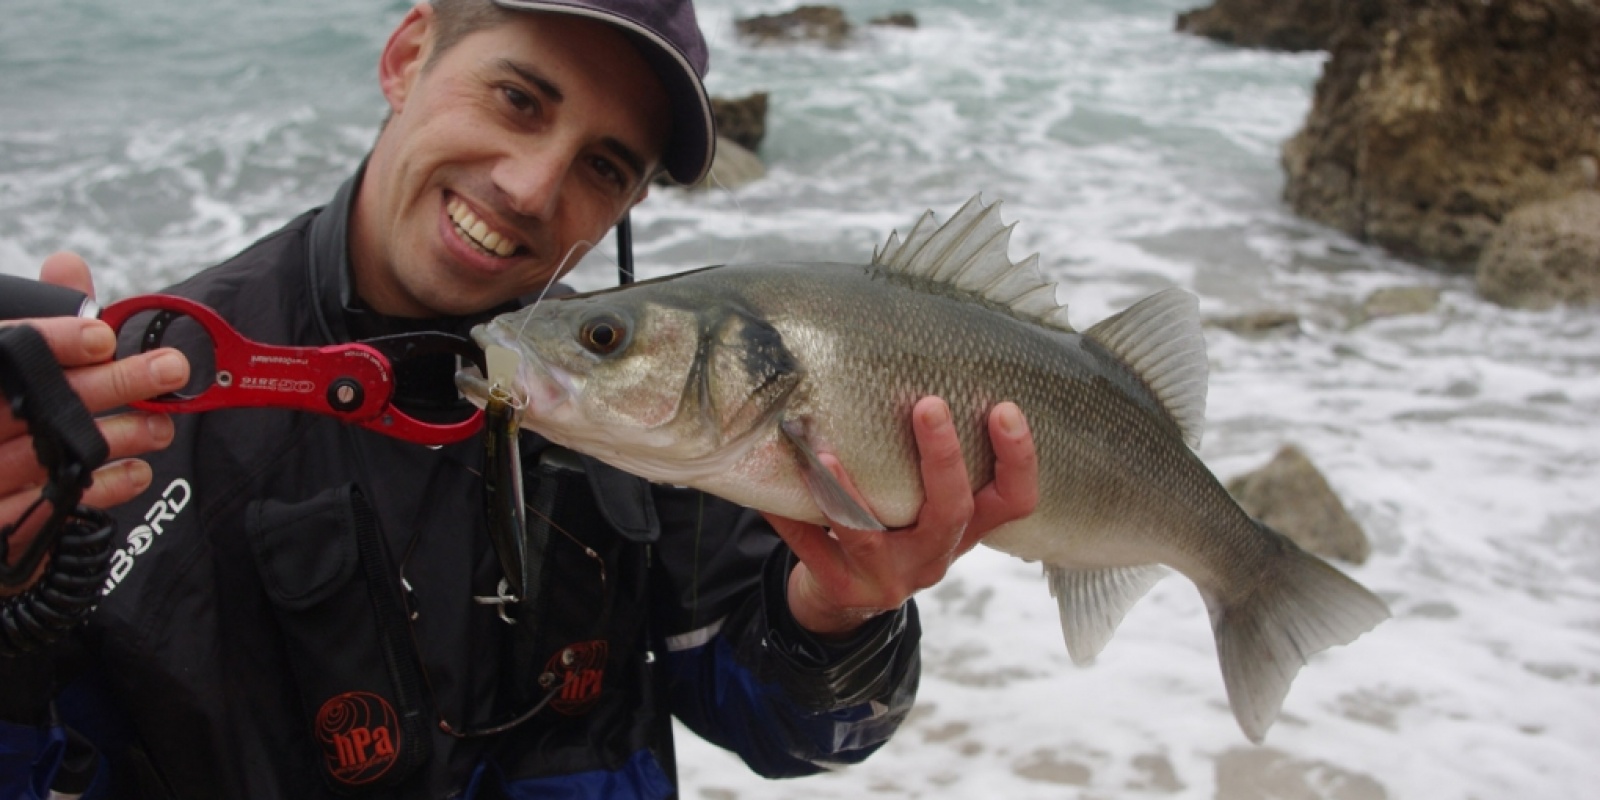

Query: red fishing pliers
[98,294,485,446]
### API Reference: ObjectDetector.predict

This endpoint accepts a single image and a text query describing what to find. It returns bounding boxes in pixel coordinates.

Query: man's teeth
[447,199,518,258]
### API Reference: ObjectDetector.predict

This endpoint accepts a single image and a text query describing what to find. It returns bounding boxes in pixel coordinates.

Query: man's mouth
[447,197,521,259]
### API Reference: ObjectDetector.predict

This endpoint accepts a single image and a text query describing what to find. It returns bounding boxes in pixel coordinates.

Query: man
[0,0,1038,797]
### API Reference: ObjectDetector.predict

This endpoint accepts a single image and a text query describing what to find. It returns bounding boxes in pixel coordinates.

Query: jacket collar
[307,165,364,345]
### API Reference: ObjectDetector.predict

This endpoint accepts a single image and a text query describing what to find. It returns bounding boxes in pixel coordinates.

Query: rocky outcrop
[666,93,771,191]
[1227,445,1371,565]
[734,5,851,46]
[1476,190,1600,309]
[1175,0,1342,51]
[870,13,918,29]
[1357,285,1441,322]
[735,6,917,44]
[1206,310,1303,338]
[1281,0,1600,275]
[697,136,766,191]
[710,92,768,155]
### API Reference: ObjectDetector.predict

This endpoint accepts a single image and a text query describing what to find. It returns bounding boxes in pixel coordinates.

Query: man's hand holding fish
[768,398,1039,637]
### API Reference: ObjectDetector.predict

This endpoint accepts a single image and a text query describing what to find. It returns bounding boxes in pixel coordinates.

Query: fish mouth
[455,321,577,417]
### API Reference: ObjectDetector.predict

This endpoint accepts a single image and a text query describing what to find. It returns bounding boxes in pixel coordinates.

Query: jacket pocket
[248,484,431,794]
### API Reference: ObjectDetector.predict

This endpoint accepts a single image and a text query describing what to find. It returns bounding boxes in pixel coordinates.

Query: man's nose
[492,146,570,221]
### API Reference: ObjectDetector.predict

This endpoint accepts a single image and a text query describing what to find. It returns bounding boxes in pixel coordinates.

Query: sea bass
[458,196,1389,742]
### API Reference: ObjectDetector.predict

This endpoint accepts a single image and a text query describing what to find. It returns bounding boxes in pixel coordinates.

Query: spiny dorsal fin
[1083,287,1209,449]
[873,195,1075,332]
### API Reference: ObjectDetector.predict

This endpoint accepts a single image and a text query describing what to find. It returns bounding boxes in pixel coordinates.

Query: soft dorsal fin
[1084,288,1209,449]
[873,195,1075,333]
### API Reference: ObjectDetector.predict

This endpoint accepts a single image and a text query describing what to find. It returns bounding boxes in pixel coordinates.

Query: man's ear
[379,4,437,114]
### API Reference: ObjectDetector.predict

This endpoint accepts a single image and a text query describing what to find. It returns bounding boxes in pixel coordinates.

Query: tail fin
[1202,524,1390,742]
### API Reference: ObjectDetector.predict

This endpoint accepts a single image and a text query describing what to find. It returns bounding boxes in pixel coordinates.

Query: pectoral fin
[780,418,887,531]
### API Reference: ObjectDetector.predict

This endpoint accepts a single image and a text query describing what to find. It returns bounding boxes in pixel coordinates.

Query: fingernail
[123,460,153,493]
[146,413,175,444]
[81,323,115,359]
[149,351,186,385]
[921,401,950,428]
[997,404,1026,438]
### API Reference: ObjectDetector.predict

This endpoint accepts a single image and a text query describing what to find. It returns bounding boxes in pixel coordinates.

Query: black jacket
[1,175,921,799]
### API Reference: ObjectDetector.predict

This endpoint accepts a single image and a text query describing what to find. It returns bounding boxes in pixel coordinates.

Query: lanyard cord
[0,325,117,656]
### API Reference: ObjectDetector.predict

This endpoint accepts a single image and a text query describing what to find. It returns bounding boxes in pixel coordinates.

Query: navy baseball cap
[491,0,716,185]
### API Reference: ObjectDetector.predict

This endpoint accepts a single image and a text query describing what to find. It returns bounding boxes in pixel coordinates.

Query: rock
[1175,0,1342,52]
[1206,310,1304,338]
[735,5,851,46]
[659,135,767,191]
[1281,0,1600,272]
[870,12,918,29]
[1227,445,1371,565]
[1358,285,1441,322]
[661,91,770,191]
[711,92,769,154]
[695,136,766,191]
[1476,190,1600,309]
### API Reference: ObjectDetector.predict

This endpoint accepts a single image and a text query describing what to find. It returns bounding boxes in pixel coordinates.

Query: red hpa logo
[315,691,401,786]
[548,640,608,715]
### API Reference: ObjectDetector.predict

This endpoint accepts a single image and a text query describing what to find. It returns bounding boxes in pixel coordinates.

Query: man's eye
[591,156,627,189]
[500,86,538,115]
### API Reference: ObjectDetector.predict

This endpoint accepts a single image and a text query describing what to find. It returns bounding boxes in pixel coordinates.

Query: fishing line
[508,167,660,342]
[512,236,601,343]
[560,166,762,295]
[701,161,756,269]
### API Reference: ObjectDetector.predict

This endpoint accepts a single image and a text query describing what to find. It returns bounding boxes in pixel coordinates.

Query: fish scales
[728,263,1203,564]
[460,196,1390,743]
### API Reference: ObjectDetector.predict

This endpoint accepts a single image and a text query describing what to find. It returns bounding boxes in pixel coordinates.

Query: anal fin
[1045,563,1168,664]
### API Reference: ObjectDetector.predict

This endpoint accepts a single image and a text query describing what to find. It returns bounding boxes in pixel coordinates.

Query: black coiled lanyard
[0,324,117,657]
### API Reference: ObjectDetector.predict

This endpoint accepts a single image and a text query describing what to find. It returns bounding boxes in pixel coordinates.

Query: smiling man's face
[352,4,670,317]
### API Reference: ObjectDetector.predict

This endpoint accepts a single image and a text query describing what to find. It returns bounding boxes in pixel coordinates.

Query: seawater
[4,1,1598,797]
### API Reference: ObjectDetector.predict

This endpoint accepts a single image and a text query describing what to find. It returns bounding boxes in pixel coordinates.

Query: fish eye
[579,314,629,355]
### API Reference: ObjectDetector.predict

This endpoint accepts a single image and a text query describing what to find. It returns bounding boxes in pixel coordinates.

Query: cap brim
[491,1,716,185]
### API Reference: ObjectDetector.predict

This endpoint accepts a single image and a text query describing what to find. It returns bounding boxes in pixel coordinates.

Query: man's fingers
[2,346,187,437]
[762,512,846,582]
[0,433,46,491]
[40,251,96,299]
[0,412,175,497]
[80,459,156,510]
[907,396,974,546]
[0,317,117,369]
[0,410,172,570]
[0,458,151,573]
[965,402,1039,551]
[66,348,189,416]
[97,411,177,462]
